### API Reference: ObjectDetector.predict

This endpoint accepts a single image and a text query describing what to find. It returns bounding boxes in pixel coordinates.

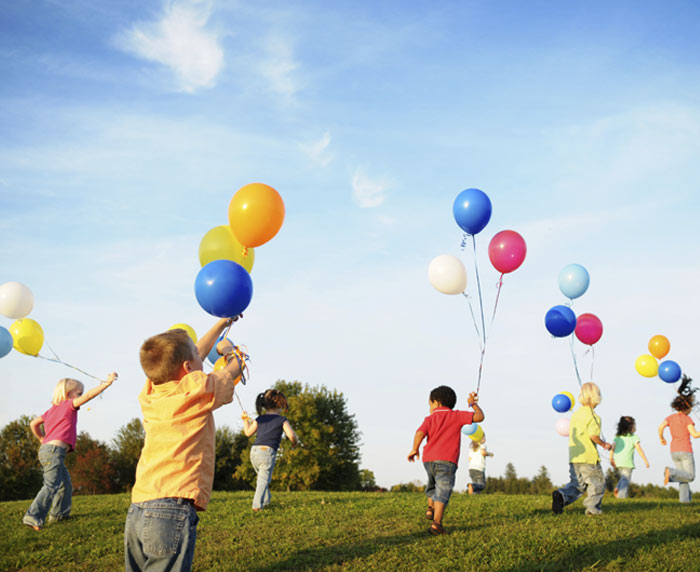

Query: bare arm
[635,442,650,468]
[467,392,485,423]
[408,430,426,462]
[29,416,44,441]
[688,423,700,439]
[196,317,239,360]
[282,421,298,447]
[658,420,669,445]
[590,435,612,450]
[242,414,258,437]
[609,446,616,468]
[73,372,117,408]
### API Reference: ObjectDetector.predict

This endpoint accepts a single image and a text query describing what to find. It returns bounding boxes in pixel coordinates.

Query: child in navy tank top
[242,389,298,511]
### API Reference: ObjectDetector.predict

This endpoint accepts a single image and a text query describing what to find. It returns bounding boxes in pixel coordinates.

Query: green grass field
[1,491,699,571]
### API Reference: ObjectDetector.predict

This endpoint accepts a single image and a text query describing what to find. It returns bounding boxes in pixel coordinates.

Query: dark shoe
[428,521,447,535]
[552,491,564,515]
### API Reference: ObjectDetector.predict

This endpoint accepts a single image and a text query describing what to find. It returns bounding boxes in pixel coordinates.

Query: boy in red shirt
[408,386,484,535]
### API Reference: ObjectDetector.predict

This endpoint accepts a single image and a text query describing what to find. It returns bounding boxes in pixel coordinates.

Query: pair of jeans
[668,451,695,503]
[250,445,277,509]
[558,462,605,514]
[615,467,634,498]
[469,469,486,493]
[23,444,72,527]
[124,497,199,572]
[423,461,457,506]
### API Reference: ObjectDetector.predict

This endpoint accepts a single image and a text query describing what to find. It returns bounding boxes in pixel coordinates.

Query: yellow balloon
[213,355,243,385]
[169,323,197,344]
[199,225,255,273]
[561,391,576,409]
[635,354,658,378]
[469,425,485,442]
[10,318,44,356]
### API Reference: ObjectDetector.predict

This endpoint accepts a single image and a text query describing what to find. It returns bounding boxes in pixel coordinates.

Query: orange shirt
[131,369,236,510]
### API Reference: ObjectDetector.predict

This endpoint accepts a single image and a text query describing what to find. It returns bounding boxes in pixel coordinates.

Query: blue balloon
[207,336,233,365]
[0,326,13,358]
[658,360,681,383]
[558,264,590,299]
[453,188,492,235]
[545,305,577,337]
[195,260,253,318]
[462,423,478,436]
[552,393,572,413]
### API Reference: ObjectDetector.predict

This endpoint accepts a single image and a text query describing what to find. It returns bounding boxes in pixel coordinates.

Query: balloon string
[36,339,103,382]
[471,235,487,350]
[590,345,595,381]
[461,293,483,351]
[490,274,504,325]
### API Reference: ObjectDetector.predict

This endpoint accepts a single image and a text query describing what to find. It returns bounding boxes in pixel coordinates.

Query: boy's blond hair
[51,378,84,405]
[140,329,196,384]
[578,382,601,407]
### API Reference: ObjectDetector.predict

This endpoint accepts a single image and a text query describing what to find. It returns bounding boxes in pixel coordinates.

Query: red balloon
[575,313,603,345]
[488,230,527,274]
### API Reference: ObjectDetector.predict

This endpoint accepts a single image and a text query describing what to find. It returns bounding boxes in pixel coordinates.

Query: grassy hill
[1,491,699,571]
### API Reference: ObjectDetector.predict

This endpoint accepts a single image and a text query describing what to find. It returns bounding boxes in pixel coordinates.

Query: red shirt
[418,408,474,465]
[41,399,79,451]
[666,412,694,453]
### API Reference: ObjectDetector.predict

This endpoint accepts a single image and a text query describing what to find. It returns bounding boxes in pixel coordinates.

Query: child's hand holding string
[467,392,478,407]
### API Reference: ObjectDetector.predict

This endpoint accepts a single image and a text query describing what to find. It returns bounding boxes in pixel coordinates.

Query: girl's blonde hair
[470,439,481,451]
[52,378,84,405]
[578,382,601,407]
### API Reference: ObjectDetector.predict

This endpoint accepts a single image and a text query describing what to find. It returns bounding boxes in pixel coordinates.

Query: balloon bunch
[635,334,682,384]
[551,391,576,437]
[428,188,527,394]
[461,422,484,442]
[545,264,603,386]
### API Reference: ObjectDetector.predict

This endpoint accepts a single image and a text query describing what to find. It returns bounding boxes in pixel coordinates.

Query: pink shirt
[417,408,474,465]
[666,412,694,453]
[41,399,79,451]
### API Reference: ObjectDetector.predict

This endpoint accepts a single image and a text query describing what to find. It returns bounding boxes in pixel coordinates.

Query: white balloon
[555,418,570,437]
[0,281,35,319]
[428,255,466,295]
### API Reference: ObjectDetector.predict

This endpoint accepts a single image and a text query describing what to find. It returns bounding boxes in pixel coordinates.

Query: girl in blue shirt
[243,389,298,511]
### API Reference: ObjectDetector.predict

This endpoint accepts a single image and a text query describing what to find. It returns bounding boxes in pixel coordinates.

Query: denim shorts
[124,497,199,572]
[423,461,457,505]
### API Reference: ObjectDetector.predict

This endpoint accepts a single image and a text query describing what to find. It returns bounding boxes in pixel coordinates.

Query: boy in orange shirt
[124,317,244,572]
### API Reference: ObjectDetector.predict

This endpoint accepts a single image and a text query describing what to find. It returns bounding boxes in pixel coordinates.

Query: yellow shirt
[131,369,236,510]
[568,406,601,464]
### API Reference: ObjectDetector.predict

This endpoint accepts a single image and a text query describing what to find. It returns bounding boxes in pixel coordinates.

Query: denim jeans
[558,462,605,514]
[668,451,695,503]
[124,498,199,572]
[615,467,634,498]
[23,444,72,528]
[469,469,486,493]
[250,445,277,510]
[423,461,457,506]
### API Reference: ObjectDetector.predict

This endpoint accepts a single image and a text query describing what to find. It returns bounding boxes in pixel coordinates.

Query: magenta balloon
[575,313,603,345]
[488,230,527,274]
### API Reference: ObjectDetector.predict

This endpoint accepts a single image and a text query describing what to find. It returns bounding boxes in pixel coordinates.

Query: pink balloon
[555,418,570,437]
[575,313,603,345]
[488,230,527,274]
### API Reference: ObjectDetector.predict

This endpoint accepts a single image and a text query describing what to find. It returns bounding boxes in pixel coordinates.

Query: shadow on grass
[497,522,700,572]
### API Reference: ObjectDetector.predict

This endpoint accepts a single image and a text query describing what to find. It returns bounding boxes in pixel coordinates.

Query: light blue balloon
[462,423,478,436]
[558,264,590,299]
[0,326,13,358]
[207,336,233,365]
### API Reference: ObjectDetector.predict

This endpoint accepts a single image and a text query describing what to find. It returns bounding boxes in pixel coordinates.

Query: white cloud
[351,169,390,208]
[299,131,332,166]
[258,34,301,101]
[116,0,224,93]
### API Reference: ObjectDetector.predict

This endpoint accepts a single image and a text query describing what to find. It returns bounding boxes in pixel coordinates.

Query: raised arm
[196,316,240,360]
[242,413,258,437]
[467,392,484,423]
[73,373,117,408]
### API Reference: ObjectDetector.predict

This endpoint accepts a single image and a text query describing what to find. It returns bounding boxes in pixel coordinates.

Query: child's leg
[669,452,695,503]
[250,446,276,510]
[428,461,457,525]
[616,468,632,499]
[124,498,198,572]
[48,461,73,520]
[580,463,605,514]
[23,445,67,528]
[557,463,585,507]
[470,470,486,493]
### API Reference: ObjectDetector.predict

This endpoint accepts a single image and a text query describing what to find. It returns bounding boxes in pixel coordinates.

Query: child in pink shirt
[23,372,117,530]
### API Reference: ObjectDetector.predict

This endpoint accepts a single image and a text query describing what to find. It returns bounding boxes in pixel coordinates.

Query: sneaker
[552,491,564,515]
[585,510,602,516]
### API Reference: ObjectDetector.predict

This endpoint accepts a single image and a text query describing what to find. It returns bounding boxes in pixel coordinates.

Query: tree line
[1,380,377,501]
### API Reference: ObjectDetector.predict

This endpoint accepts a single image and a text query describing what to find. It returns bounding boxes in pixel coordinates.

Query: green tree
[110,418,145,492]
[531,465,553,494]
[359,469,377,491]
[214,425,250,491]
[0,415,42,501]
[235,380,362,491]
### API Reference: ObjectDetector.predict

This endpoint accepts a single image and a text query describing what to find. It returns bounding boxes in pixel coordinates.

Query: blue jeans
[124,498,199,572]
[668,451,695,503]
[558,463,605,514]
[250,446,277,509]
[469,469,486,493]
[615,467,634,498]
[23,444,72,528]
[423,461,457,506]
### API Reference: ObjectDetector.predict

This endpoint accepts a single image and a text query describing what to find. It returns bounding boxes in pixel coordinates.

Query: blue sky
[2,1,700,489]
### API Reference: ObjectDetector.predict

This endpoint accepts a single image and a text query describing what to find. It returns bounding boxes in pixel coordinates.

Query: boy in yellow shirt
[125,317,244,572]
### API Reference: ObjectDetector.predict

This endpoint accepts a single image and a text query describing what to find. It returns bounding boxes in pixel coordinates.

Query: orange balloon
[648,335,670,359]
[213,356,243,385]
[228,183,285,248]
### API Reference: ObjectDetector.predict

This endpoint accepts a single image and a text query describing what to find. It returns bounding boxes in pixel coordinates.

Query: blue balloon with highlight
[658,360,681,383]
[552,393,572,413]
[0,326,13,358]
[453,188,492,235]
[462,423,479,436]
[195,260,253,318]
[545,305,577,337]
[558,264,590,299]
